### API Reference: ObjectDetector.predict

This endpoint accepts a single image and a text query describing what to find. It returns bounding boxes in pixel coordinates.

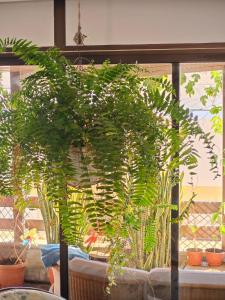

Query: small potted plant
[205,241,225,266]
[0,228,37,287]
[205,234,225,267]
[186,225,203,266]
[205,210,225,266]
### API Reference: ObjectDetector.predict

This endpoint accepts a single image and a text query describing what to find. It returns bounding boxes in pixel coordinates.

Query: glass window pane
[66,0,225,46]
[180,63,223,255]
[0,0,54,46]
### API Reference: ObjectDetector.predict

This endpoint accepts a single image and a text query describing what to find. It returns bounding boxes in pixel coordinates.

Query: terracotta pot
[186,248,203,266]
[48,267,54,285]
[205,248,225,266]
[0,263,25,288]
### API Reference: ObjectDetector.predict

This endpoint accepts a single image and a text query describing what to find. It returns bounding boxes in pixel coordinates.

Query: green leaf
[211,212,219,224]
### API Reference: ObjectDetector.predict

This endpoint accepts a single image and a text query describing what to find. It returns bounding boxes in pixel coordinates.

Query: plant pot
[186,248,203,266]
[0,262,25,288]
[205,248,225,266]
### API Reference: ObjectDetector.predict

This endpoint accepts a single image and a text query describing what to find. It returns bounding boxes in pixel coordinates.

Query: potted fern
[0,39,220,280]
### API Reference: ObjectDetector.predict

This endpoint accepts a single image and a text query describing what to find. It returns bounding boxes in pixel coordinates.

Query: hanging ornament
[73,0,87,45]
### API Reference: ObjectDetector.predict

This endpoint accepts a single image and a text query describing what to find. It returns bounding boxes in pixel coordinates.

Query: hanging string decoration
[73,0,87,45]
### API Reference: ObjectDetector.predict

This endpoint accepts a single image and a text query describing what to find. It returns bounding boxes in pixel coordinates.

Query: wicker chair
[52,259,225,300]
[149,268,225,300]
[52,258,155,300]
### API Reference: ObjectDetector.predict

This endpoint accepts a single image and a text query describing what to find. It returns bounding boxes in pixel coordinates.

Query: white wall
[0,0,54,46]
[66,0,225,45]
[0,0,225,46]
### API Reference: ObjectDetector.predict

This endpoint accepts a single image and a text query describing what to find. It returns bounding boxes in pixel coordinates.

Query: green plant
[181,73,201,97]
[211,203,225,251]
[36,182,59,244]
[181,70,223,134]
[36,184,88,245]
[124,171,172,270]
[0,86,36,264]
[0,40,219,279]
[189,225,199,250]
